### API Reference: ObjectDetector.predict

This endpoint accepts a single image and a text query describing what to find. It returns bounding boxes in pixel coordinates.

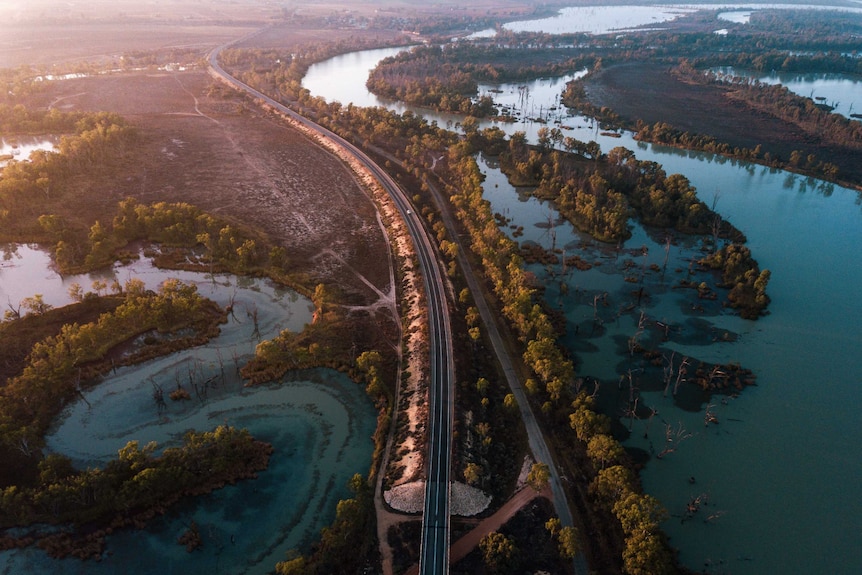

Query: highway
[207,44,455,575]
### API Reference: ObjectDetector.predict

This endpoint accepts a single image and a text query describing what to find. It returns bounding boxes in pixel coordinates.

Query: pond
[303,34,862,574]
[0,247,378,575]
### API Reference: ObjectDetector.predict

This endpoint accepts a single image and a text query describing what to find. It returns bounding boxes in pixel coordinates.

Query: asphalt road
[208,43,455,575]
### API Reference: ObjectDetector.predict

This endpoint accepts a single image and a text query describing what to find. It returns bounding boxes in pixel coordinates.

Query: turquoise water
[305,37,862,573]
[0,251,378,574]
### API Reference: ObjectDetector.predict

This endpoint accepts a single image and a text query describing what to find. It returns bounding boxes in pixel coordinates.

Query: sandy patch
[385,480,492,516]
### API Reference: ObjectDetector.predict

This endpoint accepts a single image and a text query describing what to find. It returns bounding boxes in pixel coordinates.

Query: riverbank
[581,62,862,187]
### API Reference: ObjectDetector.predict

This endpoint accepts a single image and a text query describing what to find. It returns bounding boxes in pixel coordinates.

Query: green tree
[557,525,581,559]
[526,462,550,492]
[586,434,625,469]
[464,462,482,486]
[20,294,52,316]
[479,531,516,574]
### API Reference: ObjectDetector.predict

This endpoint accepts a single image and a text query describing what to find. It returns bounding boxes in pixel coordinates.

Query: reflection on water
[0,248,377,575]
[302,43,862,573]
[0,137,57,168]
[713,66,862,120]
[469,5,695,38]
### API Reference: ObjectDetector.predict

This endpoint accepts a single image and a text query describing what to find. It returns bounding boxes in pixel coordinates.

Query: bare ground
[26,69,394,304]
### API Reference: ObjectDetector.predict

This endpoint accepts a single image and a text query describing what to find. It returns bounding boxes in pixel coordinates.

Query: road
[207,44,455,575]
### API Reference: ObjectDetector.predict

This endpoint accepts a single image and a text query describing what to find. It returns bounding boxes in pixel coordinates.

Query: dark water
[304,37,862,573]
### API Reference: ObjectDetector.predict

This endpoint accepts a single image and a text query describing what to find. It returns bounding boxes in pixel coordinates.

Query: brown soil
[24,68,391,304]
[583,62,862,186]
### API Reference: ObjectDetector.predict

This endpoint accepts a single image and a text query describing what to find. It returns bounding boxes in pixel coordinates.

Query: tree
[464,462,482,486]
[527,462,550,492]
[480,531,516,574]
[591,465,636,505]
[275,556,308,575]
[622,529,674,575]
[586,434,625,469]
[312,283,331,312]
[21,294,52,316]
[557,525,581,559]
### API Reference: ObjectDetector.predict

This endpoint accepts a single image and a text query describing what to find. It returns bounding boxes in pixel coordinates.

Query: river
[0,249,378,575]
[303,17,862,573]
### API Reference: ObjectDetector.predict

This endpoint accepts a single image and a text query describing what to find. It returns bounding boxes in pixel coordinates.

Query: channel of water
[0,249,378,575]
[303,17,862,572]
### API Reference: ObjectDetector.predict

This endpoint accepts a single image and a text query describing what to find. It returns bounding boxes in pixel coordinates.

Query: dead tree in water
[662,351,676,396]
[628,311,646,357]
[216,348,226,381]
[621,369,641,432]
[657,421,692,459]
[248,303,260,340]
[152,384,167,412]
[674,357,690,396]
[662,235,672,279]
[704,402,719,426]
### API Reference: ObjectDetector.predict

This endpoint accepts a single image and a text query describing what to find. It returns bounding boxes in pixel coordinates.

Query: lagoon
[0,249,378,575]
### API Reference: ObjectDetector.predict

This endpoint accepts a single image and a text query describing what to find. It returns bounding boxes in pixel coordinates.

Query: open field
[19,68,394,306]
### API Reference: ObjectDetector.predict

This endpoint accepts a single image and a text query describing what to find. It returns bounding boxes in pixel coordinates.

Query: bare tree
[657,421,692,459]
[662,351,676,396]
[674,357,690,395]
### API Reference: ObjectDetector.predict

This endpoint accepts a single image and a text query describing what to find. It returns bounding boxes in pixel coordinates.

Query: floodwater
[0,248,378,575]
[0,136,56,168]
[714,66,862,120]
[467,3,862,38]
[468,5,696,37]
[303,25,862,573]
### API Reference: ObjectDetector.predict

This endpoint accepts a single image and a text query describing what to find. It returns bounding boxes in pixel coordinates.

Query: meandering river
[304,25,862,573]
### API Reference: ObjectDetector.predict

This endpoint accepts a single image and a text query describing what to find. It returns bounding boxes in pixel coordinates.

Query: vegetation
[0,279,226,486]
[699,244,771,319]
[217,40,774,570]
[7,5,838,569]
[0,426,271,559]
[275,473,376,575]
[366,43,596,116]
[1,100,396,572]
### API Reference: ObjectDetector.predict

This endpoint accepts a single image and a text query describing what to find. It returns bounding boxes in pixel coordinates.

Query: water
[302,35,862,574]
[0,136,57,168]
[467,4,862,38]
[496,5,695,36]
[714,66,862,120]
[0,248,378,575]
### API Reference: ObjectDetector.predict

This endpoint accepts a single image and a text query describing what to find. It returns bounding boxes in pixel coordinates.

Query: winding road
[207,43,455,575]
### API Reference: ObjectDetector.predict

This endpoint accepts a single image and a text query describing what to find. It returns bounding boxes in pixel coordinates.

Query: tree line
[216,40,750,573]
[0,279,227,484]
[0,426,271,560]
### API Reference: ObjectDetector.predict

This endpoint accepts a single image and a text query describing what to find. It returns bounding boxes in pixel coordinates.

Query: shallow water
[0,136,56,168]
[714,66,862,120]
[0,249,378,575]
[304,36,862,573]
